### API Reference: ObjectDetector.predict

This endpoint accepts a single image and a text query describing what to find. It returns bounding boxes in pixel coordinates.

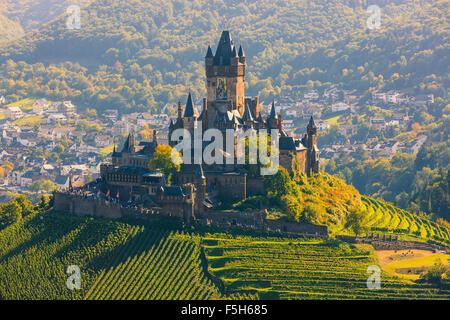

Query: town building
[4,107,24,120]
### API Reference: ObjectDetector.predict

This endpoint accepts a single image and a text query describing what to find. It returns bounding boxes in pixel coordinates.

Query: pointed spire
[238,45,244,57]
[184,92,198,117]
[308,116,316,129]
[242,102,254,122]
[269,100,277,119]
[213,30,234,66]
[206,45,213,58]
[123,132,135,152]
[232,46,237,57]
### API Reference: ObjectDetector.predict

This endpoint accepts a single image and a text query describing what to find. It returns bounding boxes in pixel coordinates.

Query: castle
[57,31,320,222]
[167,31,319,203]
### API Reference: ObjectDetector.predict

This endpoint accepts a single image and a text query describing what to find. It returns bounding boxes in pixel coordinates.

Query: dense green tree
[0,201,22,229]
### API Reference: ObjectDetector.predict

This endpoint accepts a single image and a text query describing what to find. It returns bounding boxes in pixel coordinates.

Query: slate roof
[162,186,184,197]
[206,45,213,58]
[269,101,277,119]
[279,137,297,151]
[242,102,254,122]
[308,116,316,128]
[213,31,236,66]
[114,166,150,175]
[122,133,135,152]
[184,92,198,118]
[55,175,69,185]
[238,45,245,57]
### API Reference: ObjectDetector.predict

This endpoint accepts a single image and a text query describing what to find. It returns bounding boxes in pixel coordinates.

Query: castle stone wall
[54,192,122,219]
[55,193,328,238]
[197,210,328,237]
[246,177,265,196]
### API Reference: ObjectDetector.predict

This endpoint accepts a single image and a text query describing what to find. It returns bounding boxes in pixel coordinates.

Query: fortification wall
[246,177,265,196]
[54,192,122,219]
[198,210,328,237]
[265,219,328,236]
[54,192,72,212]
[336,235,449,253]
[55,193,328,238]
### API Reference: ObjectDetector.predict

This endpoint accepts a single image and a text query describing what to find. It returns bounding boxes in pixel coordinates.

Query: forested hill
[0,0,448,113]
[0,0,93,43]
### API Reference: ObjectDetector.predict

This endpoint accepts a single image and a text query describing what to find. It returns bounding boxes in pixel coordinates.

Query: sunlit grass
[14,115,44,126]
[6,98,36,111]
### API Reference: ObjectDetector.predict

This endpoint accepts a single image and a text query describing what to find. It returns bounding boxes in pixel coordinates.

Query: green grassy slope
[0,208,448,300]
[358,196,450,246]
[0,210,222,300]
[203,235,450,299]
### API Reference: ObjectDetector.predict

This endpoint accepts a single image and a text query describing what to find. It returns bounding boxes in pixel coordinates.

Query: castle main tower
[204,31,246,128]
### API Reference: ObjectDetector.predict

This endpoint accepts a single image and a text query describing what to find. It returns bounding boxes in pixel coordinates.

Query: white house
[51,127,73,140]
[95,135,114,147]
[105,109,119,122]
[370,118,386,130]
[47,113,67,124]
[20,171,34,187]
[304,90,319,100]
[57,101,76,115]
[386,91,401,104]
[32,99,49,115]
[315,120,330,132]
[4,107,24,120]
[281,119,294,129]
[331,102,350,113]
[372,91,386,104]
[339,124,357,136]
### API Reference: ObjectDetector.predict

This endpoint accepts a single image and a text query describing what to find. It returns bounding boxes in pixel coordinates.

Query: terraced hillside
[0,210,221,300]
[0,208,448,300]
[360,197,450,246]
[84,230,221,300]
[203,235,450,299]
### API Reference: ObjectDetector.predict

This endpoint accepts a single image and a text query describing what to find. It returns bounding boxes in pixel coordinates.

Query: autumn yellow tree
[148,145,181,179]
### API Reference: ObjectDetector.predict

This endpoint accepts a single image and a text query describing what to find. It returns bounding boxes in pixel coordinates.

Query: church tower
[205,31,246,128]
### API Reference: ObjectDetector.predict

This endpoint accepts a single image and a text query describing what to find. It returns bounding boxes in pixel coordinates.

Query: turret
[177,100,183,119]
[152,129,158,145]
[205,45,213,67]
[242,101,254,129]
[267,101,279,130]
[123,133,136,153]
[182,92,199,135]
[307,116,317,149]
[184,92,198,118]
[238,45,246,65]
[201,97,208,129]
